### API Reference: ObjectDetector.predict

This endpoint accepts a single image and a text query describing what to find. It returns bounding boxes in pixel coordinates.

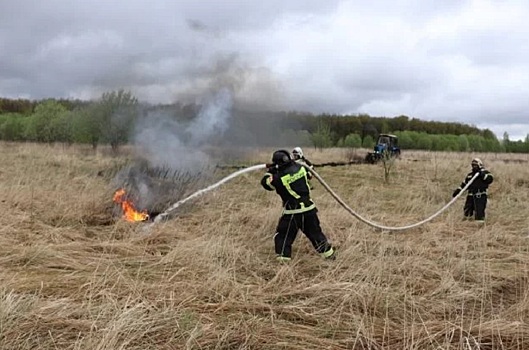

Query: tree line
[0,91,528,153]
[0,91,138,150]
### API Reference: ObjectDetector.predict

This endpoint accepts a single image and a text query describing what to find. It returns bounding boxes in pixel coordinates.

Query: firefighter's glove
[452,189,461,198]
[267,166,278,175]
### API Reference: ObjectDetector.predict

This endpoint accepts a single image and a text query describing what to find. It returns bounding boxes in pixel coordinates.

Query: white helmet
[471,158,483,168]
[292,147,304,160]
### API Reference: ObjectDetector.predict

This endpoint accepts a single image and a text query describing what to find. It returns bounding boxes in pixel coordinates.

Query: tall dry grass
[1,142,529,349]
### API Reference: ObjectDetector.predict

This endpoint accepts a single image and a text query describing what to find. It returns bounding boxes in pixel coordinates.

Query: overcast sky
[1,0,528,140]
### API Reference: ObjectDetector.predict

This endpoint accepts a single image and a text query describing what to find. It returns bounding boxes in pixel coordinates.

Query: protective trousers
[464,194,487,221]
[274,210,332,258]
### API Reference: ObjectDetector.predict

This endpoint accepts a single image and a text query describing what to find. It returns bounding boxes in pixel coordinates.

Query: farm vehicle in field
[365,134,401,164]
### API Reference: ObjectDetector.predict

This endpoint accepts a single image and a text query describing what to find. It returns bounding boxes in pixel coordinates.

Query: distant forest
[1,91,528,153]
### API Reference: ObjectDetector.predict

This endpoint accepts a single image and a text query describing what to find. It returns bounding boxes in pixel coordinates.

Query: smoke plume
[133,88,234,171]
[111,54,295,217]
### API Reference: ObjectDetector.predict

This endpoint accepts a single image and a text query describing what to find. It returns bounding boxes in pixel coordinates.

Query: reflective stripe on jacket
[261,162,315,214]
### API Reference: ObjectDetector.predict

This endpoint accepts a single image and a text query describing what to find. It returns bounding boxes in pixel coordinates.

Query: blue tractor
[365,133,401,164]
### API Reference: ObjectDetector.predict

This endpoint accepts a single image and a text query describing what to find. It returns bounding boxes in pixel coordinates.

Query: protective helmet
[292,147,304,160]
[471,158,483,168]
[272,149,292,166]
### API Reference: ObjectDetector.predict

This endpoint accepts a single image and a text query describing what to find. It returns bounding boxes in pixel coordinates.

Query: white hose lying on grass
[148,162,478,232]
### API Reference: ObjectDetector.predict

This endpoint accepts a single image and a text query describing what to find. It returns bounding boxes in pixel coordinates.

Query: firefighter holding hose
[452,158,494,223]
[261,149,336,262]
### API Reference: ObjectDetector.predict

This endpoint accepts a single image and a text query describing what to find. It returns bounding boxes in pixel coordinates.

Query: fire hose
[305,166,479,231]
[152,164,266,224]
[148,163,479,232]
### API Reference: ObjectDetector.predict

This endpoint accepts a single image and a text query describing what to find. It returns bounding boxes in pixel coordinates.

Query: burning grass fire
[112,188,149,222]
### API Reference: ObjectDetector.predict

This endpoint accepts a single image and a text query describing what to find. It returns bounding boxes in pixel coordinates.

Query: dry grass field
[1,142,529,350]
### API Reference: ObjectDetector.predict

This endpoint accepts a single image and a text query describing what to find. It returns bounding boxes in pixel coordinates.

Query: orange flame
[113,188,149,222]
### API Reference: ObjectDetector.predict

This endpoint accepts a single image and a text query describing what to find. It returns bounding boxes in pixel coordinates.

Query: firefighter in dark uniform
[452,158,494,223]
[261,150,335,262]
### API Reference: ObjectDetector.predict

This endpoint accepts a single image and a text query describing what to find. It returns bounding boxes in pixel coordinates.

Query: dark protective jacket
[458,168,494,195]
[260,161,315,214]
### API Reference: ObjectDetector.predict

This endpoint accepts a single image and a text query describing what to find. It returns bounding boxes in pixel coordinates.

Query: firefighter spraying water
[261,149,335,261]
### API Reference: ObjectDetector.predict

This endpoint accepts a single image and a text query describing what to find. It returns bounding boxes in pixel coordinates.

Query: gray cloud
[1,0,528,140]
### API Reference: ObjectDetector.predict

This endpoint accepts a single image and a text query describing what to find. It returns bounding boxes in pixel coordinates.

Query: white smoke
[187,88,233,147]
[133,88,234,171]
